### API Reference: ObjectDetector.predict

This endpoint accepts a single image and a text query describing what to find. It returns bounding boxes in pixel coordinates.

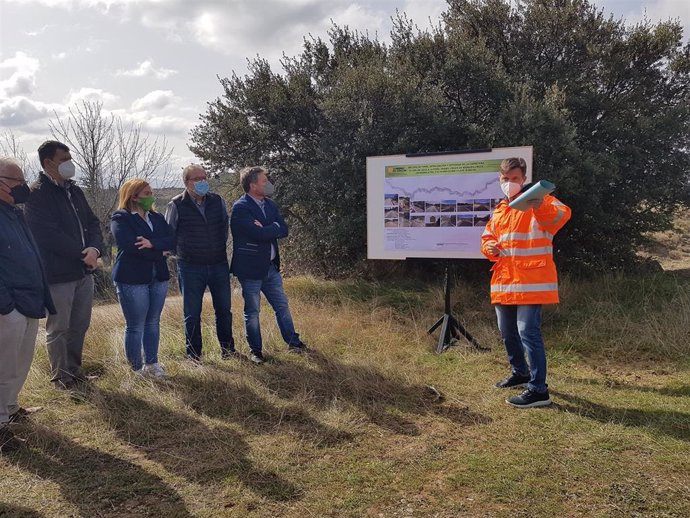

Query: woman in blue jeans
[111,179,175,376]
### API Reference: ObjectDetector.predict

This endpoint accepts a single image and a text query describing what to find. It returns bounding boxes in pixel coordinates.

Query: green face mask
[138,196,155,211]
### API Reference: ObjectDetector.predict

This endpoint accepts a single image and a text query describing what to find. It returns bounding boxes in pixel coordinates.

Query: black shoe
[287,342,308,354]
[53,379,77,391]
[495,373,530,389]
[0,427,26,453]
[8,406,42,424]
[249,352,265,365]
[506,389,552,408]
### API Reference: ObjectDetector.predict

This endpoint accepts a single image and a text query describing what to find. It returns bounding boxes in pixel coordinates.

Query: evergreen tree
[190,0,690,274]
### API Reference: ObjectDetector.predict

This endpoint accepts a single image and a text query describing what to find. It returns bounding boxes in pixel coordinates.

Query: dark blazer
[0,202,56,318]
[230,194,288,280]
[111,209,175,284]
[24,173,103,284]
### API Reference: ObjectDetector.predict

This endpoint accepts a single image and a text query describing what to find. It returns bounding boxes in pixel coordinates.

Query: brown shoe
[0,427,26,453]
[8,406,43,424]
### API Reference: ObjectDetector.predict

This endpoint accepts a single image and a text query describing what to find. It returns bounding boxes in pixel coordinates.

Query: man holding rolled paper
[480,157,571,408]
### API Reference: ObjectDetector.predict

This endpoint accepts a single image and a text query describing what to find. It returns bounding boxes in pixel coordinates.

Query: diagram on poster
[367,147,532,259]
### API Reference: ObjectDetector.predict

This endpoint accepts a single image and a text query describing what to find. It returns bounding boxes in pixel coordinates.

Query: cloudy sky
[1,0,688,181]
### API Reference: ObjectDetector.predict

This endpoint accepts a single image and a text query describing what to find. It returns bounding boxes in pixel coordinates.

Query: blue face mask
[193,180,209,196]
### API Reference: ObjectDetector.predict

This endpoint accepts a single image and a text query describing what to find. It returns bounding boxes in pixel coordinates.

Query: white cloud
[116,59,178,79]
[119,111,193,136]
[138,114,192,135]
[25,24,53,36]
[0,52,41,98]
[594,0,689,38]
[131,89,177,111]
[0,96,63,127]
[400,0,446,31]
[65,87,119,106]
[52,52,68,60]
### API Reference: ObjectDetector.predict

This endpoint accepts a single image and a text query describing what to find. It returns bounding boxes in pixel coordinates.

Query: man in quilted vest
[480,158,571,408]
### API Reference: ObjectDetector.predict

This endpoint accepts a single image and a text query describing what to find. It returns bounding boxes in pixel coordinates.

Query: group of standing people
[0,141,305,452]
[1,146,571,454]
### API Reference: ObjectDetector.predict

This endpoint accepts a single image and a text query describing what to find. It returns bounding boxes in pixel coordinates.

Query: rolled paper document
[509,180,556,211]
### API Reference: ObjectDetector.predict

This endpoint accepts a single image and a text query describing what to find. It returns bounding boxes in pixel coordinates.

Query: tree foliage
[190,0,690,275]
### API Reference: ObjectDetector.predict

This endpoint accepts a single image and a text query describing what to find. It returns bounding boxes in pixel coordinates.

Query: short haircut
[38,140,69,168]
[239,166,267,193]
[182,163,206,183]
[118,178,152,211]
[499,157,527,176]
[0,156,21,174]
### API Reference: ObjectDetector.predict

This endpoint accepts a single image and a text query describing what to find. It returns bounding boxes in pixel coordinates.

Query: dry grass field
[1,273,689,517]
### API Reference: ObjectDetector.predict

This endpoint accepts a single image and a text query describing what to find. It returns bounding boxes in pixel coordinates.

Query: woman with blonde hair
[111,179,175,376]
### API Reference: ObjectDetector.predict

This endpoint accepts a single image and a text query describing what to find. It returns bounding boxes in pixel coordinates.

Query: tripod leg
[436,314,451,354]
[428,316,445,334]
[450,316,488,350]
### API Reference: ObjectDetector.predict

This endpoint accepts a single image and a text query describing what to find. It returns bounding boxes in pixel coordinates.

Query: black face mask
[10,183,31,204]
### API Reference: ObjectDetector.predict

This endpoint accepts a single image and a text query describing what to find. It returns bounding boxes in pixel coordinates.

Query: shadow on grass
[221,350,492,436]
[561,375,690,398]
[161,373,352,446]
[0,503,45,518]
[13,424,192,518]
[553,391,690,442]
[88,388,302,502]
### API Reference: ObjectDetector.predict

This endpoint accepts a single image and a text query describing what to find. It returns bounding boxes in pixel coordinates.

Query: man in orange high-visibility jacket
[481,158,571,408]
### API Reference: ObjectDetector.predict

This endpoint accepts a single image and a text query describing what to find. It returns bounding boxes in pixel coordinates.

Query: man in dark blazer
[24,141,103,390]
[0,157,55,452]
[230,166,306,364]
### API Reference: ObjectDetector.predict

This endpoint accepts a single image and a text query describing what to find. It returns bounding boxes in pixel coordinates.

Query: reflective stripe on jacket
[480,194,571,305]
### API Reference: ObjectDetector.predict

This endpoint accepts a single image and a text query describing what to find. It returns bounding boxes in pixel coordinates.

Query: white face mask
[58,160,76,180]
[501,181,522,198]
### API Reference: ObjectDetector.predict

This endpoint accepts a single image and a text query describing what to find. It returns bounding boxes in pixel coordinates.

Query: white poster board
[367,146,533,259]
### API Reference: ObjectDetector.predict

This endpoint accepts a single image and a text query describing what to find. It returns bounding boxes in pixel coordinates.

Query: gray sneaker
[143,363,166,378]
[249,352,265,365]
[506,389,552,408]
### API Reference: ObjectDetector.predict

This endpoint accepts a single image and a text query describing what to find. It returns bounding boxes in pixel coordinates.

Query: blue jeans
[495,304,548,393]
[177,260,234,359]
[116,280,169,371]
[238,264,300,353]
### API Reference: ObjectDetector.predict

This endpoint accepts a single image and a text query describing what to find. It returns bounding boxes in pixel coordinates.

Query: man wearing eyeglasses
[0,158,55,452]
[230,166,307,364]
[166,164,236,362]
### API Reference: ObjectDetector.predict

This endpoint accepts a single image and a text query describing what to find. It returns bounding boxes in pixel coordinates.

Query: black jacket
[172,191,228,265]
[111,209,175,284]
[0,202,56,318]
[24,173,104,284]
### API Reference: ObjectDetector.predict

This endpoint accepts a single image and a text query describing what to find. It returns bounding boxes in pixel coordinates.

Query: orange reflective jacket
[480,194,571,305]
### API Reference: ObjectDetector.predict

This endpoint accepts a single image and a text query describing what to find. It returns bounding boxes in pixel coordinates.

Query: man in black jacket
[24,141,103,390]
[165,164,235,361]
[0,158,55,452]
